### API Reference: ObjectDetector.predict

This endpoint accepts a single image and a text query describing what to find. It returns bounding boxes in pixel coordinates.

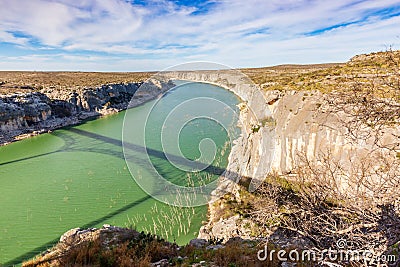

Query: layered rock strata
[165,71,399,241]
[0,79,174,145]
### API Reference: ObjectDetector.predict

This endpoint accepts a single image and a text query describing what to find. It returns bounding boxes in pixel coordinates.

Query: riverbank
[5,50,400,266]
[22,225,270,267]
[0,78,175,146]
[164,51,400,264]
[1,80,238,266]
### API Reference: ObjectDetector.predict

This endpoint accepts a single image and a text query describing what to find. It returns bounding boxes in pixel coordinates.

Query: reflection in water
[0,83,240,265]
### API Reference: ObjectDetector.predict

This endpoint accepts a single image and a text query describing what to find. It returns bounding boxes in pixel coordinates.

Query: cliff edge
[0,78,174,145]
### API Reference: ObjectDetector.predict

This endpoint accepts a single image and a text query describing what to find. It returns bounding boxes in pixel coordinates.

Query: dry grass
[211,171,400,266]
[12,49,400,266]
[242,50,400,97]
[22,230,288,267]
[0,71,153,94]
[23,231,176,267]
[1,50,399,97]
[241,63,343,92]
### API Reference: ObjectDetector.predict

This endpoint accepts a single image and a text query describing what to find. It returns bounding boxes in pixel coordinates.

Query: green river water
[0,81,240,265]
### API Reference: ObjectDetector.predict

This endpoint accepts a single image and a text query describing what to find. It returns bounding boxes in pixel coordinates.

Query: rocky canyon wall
[0,79,174,145]
[164,70,399,242]
[165,71,399,190]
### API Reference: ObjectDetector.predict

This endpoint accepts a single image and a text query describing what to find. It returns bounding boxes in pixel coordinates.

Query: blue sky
[0,0,399,71]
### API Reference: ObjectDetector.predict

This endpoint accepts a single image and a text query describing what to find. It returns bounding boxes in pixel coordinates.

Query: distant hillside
[242,49,400,96]
[1,50,398,97]
[0,72,153,94]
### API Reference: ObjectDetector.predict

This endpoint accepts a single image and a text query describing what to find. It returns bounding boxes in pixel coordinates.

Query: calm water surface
[0,82,240,265]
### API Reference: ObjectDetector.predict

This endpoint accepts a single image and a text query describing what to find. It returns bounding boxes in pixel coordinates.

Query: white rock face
[164,70,399,242]
[165,71,399,190]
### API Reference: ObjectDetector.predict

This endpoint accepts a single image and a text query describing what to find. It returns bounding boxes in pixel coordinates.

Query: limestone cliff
[166,70,398,182]
[0,79,174,145]
[164,70,399,241]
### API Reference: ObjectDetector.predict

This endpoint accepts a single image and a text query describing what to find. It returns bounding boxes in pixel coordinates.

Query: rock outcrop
[166,70,399,182]
[22,225,266,267]
[164,70,399,242]
[0,79,174,145]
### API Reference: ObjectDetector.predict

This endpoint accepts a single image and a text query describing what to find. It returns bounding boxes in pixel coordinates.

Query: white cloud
[0,0,399,70]
[0,30,29,46]
[0,0,144,46]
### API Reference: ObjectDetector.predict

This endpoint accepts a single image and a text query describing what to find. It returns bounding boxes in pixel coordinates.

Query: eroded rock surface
[0,79,174,145]
[166,70,399,244]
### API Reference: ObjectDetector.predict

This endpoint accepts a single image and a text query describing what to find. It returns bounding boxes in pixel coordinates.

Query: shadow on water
[0,128,228,177]
[2,128,241,266]
[0,151,60,166]
[69,128,226,176]
[3,194,153,266]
